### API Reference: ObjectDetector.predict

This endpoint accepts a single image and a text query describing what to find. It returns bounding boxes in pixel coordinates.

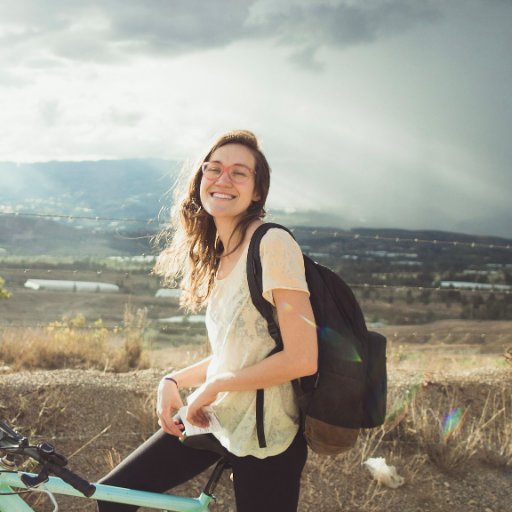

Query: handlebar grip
[50,463,96,497]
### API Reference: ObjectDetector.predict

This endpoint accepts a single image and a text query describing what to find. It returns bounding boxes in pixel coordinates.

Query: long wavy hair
[154,130,271,312]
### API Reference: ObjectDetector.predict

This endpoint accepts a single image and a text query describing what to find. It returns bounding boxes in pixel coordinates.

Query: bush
[0,276,11,299]
[0,312,149,372]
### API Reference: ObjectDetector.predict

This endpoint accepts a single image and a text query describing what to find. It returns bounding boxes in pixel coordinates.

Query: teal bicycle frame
[0,469,218,511]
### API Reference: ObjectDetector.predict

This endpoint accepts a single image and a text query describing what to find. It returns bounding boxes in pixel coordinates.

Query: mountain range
[0,159,177,228]
[1,159,511,257]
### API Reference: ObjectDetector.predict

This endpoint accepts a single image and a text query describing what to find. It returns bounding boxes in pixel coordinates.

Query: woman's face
[199,143,260,224]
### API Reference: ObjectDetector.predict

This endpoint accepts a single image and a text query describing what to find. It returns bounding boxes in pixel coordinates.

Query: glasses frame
[201,161,255,184]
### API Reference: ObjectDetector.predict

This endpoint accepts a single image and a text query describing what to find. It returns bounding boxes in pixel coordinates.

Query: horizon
[1,156,512,239]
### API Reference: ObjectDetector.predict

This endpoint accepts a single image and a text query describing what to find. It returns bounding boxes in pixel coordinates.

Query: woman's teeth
[212,193,234,199]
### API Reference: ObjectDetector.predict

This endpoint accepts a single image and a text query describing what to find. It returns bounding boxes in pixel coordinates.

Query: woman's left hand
[186,381,219,428]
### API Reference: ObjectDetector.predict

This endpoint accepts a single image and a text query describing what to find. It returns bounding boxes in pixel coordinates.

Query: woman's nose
[216,169,233,185]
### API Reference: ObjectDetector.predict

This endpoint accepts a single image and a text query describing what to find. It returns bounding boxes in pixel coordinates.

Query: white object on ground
[363,457,405,488]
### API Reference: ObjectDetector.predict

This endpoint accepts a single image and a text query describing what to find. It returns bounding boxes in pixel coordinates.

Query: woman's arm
[214,288,317,388]
[157,355,213,435]
[186,289,317,426]
[163,354,213,388]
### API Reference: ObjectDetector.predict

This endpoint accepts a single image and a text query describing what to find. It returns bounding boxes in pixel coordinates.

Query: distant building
[108,255,156,263]
[155,288,181,298]
[439,281,512,291]
[390,260,422,266]
[158,315,205,324]
[24,279,119,293]
[365,250,418,259]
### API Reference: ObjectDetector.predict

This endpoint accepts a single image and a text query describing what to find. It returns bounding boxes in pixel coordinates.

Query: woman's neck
[215,218,241,255]
[215,218,263,256]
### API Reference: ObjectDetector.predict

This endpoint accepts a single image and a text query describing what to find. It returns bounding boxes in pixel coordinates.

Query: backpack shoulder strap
[246,222,295,350]
[246,222,295,448]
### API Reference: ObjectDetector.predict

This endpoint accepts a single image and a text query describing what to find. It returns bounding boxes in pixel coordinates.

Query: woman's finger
[159,414,185,437]
[187,407,210,428]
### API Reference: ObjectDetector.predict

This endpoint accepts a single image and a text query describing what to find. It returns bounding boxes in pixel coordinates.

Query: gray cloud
[0,0,443,68]
[288,45,324,71]
[257,1,440,49]
[107,0,252,54]
[1,0,511,237]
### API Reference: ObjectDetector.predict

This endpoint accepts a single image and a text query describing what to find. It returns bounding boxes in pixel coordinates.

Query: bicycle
[0,420,230,512]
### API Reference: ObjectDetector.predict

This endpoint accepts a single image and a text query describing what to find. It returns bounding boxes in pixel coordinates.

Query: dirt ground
[1,360,511,512]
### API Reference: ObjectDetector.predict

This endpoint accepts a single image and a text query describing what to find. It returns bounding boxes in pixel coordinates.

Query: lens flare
[300,314,317,328]
[318,326,362,362]
[278,301,294,312]
[442,407,464,440]
[385,376,424,424]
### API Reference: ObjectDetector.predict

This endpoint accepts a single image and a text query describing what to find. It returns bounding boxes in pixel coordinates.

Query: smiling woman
[95,130,318,512]
[154,130,271,312]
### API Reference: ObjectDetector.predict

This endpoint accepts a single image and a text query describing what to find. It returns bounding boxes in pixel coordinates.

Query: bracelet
[164,376,179,388]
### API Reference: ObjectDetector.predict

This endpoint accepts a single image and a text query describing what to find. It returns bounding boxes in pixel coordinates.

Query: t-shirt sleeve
[260,228,309,306]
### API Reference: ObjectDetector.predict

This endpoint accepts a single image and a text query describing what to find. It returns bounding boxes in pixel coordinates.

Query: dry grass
[0,276,11,299]
[1,365,510,512]
[382,379,512,472]
[1,319,511,511]
[299,380,511,511]
[382,320,512,373]
[0,388,69,438]
[0,307,149,372]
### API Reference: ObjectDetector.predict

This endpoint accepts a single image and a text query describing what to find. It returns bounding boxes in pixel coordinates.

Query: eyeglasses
[201,162,255,184]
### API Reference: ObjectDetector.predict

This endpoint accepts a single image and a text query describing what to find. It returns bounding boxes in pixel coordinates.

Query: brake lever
[38,442,68,467]
[0,421,25,443]
[20,464,50,488]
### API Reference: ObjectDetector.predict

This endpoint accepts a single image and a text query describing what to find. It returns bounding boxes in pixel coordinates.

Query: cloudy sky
[1,0,511,236]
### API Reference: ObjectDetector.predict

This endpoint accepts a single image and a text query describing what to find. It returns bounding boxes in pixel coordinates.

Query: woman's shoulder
[258,225,304,266]
[259,224,297,247]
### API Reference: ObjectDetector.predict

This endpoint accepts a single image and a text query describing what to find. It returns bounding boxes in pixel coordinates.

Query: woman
[96,130,318,512]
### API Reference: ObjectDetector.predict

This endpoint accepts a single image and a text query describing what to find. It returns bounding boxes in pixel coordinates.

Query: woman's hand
[156,378,185,437]
[185,380,220,428]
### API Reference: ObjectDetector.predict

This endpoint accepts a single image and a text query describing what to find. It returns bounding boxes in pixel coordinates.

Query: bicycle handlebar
[0,420,96,498]
[39,462,96,497]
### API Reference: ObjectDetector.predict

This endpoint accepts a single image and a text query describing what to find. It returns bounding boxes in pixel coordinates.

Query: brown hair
[154,130,271,312]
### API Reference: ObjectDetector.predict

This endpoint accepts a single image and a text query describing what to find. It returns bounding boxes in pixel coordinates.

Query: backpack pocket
[304,416,359,455]
[303,370,363,454]
[308,370,365,427]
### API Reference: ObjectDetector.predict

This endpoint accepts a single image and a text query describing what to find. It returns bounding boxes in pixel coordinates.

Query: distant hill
[1,158,511,257]
[0,215,151,257]
[1,213,511,259]
[0,159,178,230]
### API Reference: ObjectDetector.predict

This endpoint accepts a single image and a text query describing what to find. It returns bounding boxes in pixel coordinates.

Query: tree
[0,276,11,299]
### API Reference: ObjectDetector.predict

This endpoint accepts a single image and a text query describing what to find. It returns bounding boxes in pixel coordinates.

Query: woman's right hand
[156,378,185,437]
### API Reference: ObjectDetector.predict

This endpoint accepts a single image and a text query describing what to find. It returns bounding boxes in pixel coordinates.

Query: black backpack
[247,223,387,455]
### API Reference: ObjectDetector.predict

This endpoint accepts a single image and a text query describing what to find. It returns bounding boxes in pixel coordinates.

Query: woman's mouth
[211,192,235,200]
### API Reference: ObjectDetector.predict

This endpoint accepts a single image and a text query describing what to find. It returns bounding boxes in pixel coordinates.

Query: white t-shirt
[203,227,309,458]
